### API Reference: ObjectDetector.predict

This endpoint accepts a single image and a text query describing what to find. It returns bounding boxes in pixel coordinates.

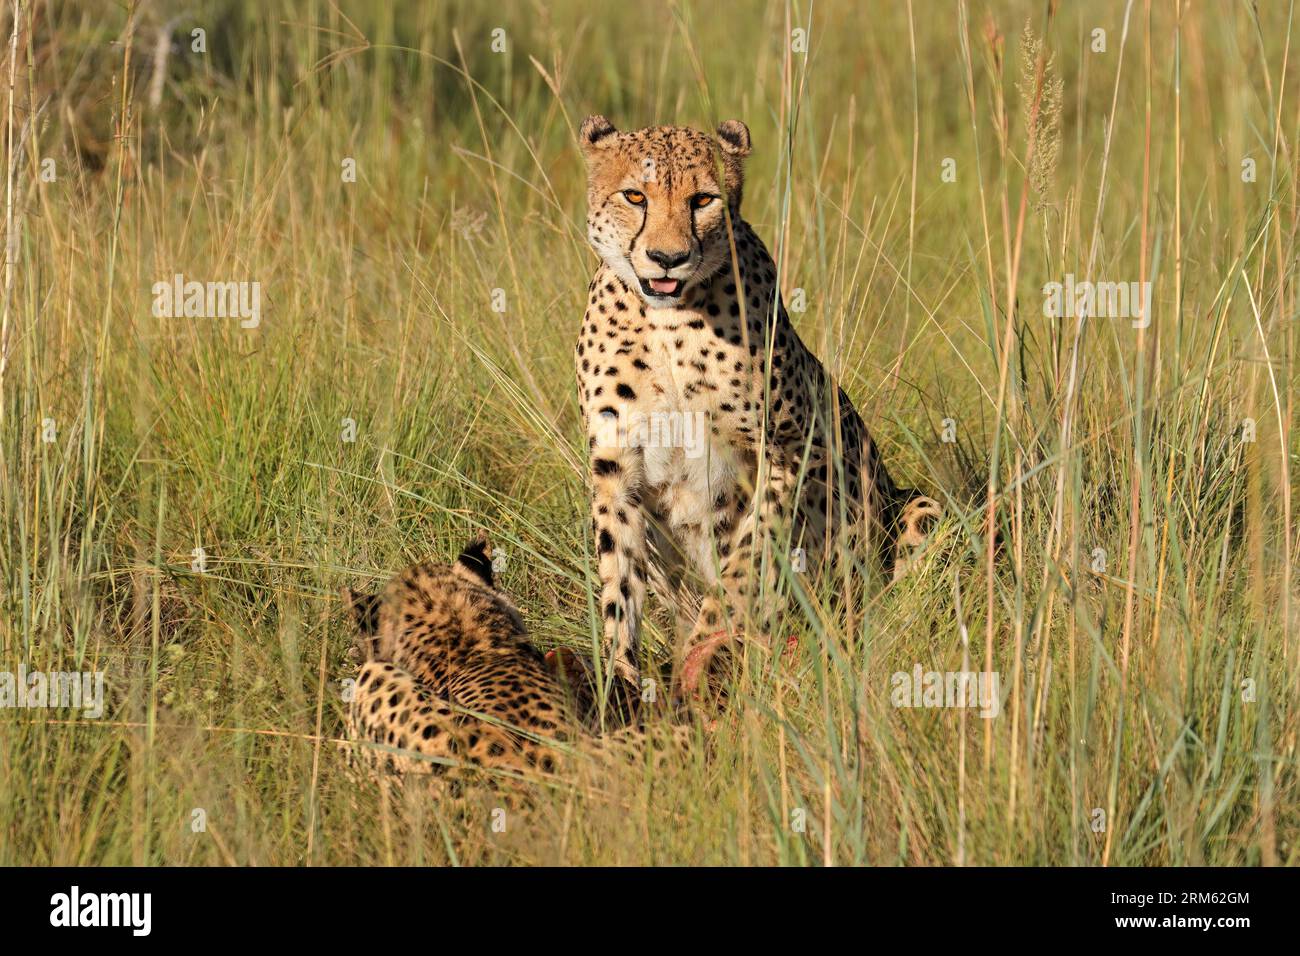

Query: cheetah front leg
[587,426,650,692]
[644,512,701,644]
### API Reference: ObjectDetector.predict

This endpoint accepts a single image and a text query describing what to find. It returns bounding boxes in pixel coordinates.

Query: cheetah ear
[456,534,495,588]
[716,119,752,158]
[579,114,618,155]
[342,586,381,636]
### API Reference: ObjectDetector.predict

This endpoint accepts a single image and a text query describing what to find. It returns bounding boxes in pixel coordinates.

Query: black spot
[615,383,637,400]
[593,458,620,476]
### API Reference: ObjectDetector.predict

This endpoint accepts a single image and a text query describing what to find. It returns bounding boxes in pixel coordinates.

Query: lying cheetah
[576,115,942,690]
[342,536,686,782]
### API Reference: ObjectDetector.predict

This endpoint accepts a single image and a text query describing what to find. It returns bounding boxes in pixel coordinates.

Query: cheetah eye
[691,194,716,210]
[623,189,646,206]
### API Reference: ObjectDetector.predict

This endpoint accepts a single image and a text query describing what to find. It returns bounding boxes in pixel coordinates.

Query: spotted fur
[576,116,941,689]
[342,537,687,782]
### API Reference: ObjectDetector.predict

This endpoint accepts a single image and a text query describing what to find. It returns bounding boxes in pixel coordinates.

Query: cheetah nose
[646,248,690,270]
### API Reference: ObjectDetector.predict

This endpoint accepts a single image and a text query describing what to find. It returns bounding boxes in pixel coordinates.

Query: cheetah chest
[632,327,754,551]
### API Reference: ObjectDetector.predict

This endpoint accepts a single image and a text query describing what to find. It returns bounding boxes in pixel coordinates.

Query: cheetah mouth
[640,277,683,298]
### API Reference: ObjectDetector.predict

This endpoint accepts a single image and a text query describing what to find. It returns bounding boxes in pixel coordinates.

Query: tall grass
[0,0,1294,865]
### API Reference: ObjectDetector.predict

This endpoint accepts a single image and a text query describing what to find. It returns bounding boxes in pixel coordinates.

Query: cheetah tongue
[648,278,680,295]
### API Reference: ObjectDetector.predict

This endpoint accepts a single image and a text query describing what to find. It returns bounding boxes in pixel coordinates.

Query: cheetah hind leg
[890,493,944,581]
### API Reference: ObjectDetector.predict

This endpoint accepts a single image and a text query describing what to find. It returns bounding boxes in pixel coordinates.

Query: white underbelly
[640,412,743,582]
[643,437,737,523]
[636,345,746,578]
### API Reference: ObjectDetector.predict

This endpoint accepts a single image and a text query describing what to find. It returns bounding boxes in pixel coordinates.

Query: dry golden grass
[0,0,1295,865]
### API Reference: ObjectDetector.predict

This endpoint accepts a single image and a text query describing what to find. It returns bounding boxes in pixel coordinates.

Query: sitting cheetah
[575,115,942,691]
[342,536,686,782]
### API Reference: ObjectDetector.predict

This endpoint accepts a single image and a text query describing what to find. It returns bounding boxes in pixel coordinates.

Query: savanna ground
[0,0,1296,866]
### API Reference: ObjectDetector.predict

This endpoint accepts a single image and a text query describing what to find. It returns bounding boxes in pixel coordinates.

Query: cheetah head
[579,115,751,309]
